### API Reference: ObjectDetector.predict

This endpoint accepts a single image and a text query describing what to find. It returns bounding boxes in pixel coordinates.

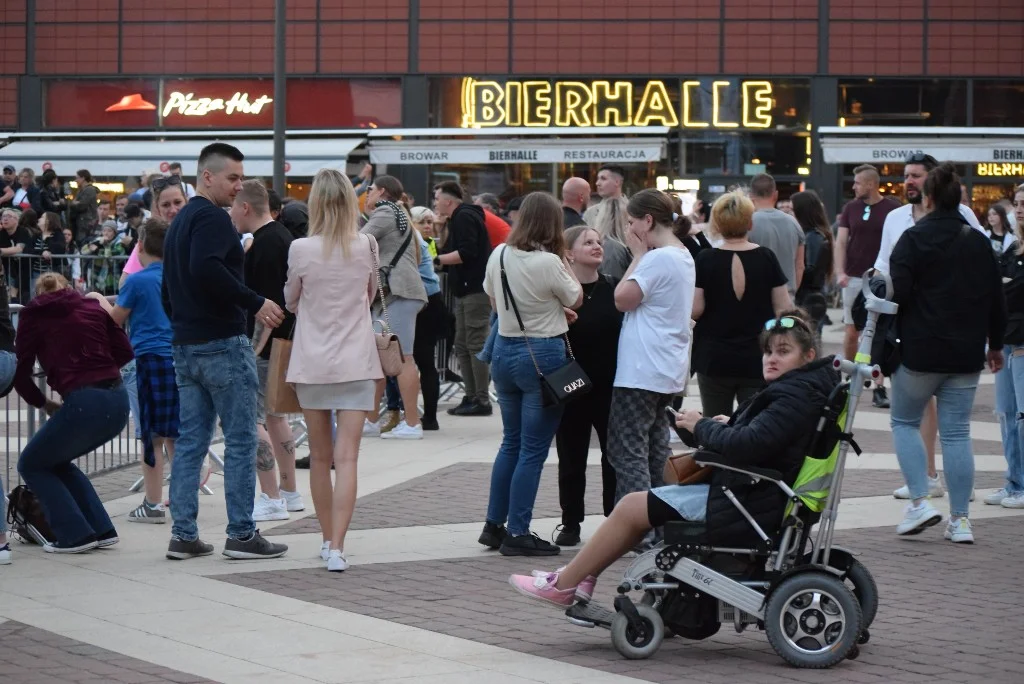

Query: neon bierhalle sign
[162,91,273,118]
[460,78,774,129]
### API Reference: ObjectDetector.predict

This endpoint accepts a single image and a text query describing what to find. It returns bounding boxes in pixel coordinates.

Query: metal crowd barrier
[4,253,130,303]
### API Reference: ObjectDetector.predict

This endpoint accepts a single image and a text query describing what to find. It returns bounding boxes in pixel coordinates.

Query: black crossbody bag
[499,247,592,406]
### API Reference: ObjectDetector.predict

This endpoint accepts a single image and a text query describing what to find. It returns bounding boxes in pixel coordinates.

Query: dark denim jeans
[18,384,128,545]
[486,335,567,536]
[170,335,258,542]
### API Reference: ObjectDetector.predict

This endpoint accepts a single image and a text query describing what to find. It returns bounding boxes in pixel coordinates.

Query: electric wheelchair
[563,276,895,669]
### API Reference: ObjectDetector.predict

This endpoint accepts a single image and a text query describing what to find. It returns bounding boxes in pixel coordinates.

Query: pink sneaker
[509,572,578,607]
[531,567,596,602]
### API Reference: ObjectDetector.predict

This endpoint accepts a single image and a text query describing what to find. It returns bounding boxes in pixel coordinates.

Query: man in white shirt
[168,162,198,199]
[872,153,983,501]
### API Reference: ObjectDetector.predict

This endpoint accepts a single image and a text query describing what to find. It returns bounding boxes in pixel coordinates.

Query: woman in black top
[553,226,623,546]
[25,211,66,292]
[792,190,835,339]
[692,191,791,418]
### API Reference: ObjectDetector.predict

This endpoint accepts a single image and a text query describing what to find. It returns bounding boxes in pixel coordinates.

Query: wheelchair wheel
[765,572,862,669]
[611,604,664,660]
[845,560,878,631]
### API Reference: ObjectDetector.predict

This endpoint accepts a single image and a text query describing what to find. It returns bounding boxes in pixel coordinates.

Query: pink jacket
[284,233,384,384]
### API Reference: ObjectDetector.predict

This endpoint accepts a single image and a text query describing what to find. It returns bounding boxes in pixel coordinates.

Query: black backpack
[5,485,54,546]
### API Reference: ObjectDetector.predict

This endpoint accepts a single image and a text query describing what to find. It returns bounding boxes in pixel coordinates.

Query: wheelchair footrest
[566,602,615,628]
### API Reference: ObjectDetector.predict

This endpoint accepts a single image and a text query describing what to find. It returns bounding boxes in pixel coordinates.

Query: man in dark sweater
[161,142,287,562]
[434,181,493,415]
[232,179,303,523]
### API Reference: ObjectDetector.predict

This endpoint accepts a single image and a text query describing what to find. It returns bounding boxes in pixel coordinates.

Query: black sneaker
[166,536,215,560]
[478,522,508,549]
[554,523,581,547]
[500,532,561,557]
[43,536,98,554]
[295,456,311,469]
[421,417,440,431]
[96,529,120,548]
[456,401,493,417]
[447,397,473,415]
[222,530,288,559]
[873,387,890,409]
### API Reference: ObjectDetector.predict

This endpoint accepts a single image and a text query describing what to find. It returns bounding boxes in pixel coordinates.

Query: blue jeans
[891,366,979,517]
[18,384,127,544]
[121,359,142,439]
[486,335,567,536]
[997,345,1024,493]
[385,376,402,412]
[0,350,15,536]
[170,336,258,541]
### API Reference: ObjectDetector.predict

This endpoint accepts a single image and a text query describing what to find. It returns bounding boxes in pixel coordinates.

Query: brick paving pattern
[0,620,216,684]
[224,516,1024,684]
[263,462,1007,536]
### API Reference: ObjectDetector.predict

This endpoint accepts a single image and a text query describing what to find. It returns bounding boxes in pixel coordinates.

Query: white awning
[819,127,1024,164]
[369,137,665,165]
[0,138,365,177]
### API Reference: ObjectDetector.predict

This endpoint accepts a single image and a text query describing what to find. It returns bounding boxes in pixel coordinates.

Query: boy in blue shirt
[91,218,178,523]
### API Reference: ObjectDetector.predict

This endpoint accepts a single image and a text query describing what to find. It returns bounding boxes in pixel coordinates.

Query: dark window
[838,79,968,127]
[973,81,1024,127]
[682,132,809,176]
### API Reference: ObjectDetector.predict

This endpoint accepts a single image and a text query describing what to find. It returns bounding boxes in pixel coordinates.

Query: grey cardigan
[361,205,427,303]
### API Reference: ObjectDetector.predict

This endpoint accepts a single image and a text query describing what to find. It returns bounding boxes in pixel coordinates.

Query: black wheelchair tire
[846,560,878,631]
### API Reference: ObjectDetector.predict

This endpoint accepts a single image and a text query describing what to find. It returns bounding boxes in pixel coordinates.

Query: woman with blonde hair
[691,190,791,418]
[592,195,632,279]
[284,169,384,572]
[478,192,582,557]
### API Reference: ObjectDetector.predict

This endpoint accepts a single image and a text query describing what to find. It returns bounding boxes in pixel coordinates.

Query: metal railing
[4,253,130,303]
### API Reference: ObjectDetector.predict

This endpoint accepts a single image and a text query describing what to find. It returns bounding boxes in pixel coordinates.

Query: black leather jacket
[694,356,840,546]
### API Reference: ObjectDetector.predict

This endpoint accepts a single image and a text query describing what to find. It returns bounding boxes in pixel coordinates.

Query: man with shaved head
[561,177,589,228]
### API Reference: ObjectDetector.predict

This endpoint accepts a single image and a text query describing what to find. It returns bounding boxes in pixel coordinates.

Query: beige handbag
[368,235,406,376]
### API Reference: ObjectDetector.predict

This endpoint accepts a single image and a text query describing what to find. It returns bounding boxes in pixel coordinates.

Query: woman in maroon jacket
[15,272,135,553]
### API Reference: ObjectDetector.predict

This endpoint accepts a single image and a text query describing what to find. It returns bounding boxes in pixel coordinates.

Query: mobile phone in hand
[664,405,697,447]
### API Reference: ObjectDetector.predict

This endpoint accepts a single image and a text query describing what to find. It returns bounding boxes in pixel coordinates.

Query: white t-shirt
[873,203,984,274]
[614,246,696,394]
[483,244,581,338]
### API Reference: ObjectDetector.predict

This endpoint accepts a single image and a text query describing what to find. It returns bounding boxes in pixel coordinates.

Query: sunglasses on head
[905,152,937,166]
[765,316,810,332]
[151,176,183,193]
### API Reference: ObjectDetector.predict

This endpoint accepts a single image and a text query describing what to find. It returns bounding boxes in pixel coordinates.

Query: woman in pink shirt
[284,169,383,572]
[119,177,188,284]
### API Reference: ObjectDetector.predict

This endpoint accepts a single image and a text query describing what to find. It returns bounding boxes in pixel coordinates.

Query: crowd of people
[1,150,1023,582]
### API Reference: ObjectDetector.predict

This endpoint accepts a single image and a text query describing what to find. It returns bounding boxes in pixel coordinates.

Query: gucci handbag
[499,247,592,407]
[369,235,406,376]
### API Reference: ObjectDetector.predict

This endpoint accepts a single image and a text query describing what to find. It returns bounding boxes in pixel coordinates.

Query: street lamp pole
[272,0,286,193]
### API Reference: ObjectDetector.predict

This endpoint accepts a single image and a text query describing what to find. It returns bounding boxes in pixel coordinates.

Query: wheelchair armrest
[694,451,785,483]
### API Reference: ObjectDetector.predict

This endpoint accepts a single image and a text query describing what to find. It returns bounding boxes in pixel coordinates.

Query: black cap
[2,165,14,174]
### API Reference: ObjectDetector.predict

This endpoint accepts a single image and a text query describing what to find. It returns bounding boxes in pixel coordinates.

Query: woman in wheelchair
[510,310,840,606]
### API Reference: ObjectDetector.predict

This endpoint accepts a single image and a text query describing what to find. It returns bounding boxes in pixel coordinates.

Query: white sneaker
[0,543,11,565]
[896,501,943,535]
[327,548,349,572]
[893,474,945,499]
[252,493,289,522]
[984,488,1010,505]
[1000,492,1024,509]
[281,489,305,512]
[380,420,423,440]
[667,427,681,444]
[362,419,381,437]
[320,541,331,561]
[943,517,975,543]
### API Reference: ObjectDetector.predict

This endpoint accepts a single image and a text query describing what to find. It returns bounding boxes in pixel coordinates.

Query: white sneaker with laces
[896,501,943,535]
[380,421,423,440]
[893,474,945,499]
[281,489,305,512]
[320,541,331,561]
[0,543,11,565]
[327,549,349,572]
[252,493,289,522]
[362,419,382,437]
[1000,492,1024,509]
[944,517,975,543]
[984,488,1010,505]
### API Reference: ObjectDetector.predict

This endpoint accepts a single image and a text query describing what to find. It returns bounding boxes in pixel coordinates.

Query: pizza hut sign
[160,80,275,128]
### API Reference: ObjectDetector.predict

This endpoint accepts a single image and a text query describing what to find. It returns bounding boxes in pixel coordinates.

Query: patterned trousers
[607,387,673,504]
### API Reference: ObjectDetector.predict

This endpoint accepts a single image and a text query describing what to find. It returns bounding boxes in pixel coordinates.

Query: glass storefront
[838,79,968,127]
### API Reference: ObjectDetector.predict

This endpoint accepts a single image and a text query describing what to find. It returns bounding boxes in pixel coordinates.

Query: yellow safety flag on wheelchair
[786,404,849,515]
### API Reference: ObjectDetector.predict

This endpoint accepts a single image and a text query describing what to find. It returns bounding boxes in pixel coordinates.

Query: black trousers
[414,293,446,422]
[554,383,617,525]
